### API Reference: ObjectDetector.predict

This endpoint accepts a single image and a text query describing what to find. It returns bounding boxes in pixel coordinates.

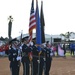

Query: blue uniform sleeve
[8,49,13,61]
[8,49,18,62]
[22,44,28,52]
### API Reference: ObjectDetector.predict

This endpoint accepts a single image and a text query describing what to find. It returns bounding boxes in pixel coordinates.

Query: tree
[60,31,75,41]
[0,36,4,40]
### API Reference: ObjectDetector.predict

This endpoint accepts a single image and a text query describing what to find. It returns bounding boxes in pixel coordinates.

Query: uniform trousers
[32,57,38,75]
[10,61,19,75]
[45,57,52,75]
[39,57,44,75]
[71,49,74,55]
[22,56,30,75]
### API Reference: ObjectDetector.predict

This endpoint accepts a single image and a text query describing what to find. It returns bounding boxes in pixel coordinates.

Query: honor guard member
[39,44,46,75]
[44,42,52,75]
[8,38,21,75]
[31,38,39,75]
[21,36,31,75]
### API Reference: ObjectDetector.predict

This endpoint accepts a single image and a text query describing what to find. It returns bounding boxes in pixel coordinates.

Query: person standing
[63,44,66,56]
[39,44,45,75]
[70,43,74,56]
[44,43,53,75]
[29,38,40,75]
[21,36,31,75]
[31,42,39,75]
[8,38,21,75]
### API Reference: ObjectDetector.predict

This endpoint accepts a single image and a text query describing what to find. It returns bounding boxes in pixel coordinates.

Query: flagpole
[40,1,46,75]
[36,1,39,75]
[36,0,41,75]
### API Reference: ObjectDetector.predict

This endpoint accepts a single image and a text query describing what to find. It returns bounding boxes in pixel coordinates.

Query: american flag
[28,0,36,43]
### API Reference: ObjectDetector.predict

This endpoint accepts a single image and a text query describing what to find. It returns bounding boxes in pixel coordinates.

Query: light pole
[8,16,13,40]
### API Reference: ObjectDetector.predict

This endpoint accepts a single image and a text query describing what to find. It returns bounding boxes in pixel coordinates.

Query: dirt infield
[0,56,75,75]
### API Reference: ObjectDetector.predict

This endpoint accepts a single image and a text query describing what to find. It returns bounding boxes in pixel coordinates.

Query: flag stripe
[29,19,36,26]
[29,25,36,32]
[30,13,36,20]
[29,22,36,29]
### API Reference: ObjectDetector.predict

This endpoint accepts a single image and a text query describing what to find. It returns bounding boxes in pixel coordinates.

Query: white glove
[30,42,33,46]
[37,60,40,63]
[27,44,30,46]
[16,56,21,61]
[43,58,46,61]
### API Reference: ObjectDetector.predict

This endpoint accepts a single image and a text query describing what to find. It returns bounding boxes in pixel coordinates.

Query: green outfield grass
[55,51,73,57]
[66,52,71,56]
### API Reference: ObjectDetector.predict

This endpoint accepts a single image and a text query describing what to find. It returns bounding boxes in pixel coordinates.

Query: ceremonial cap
[32,37,36,40]
[46,41,49,43]
[32,37,36,44]
[9,38,18,44]
[22,36,29,42]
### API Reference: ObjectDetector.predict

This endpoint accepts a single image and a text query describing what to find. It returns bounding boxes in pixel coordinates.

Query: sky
[0,0,75,38]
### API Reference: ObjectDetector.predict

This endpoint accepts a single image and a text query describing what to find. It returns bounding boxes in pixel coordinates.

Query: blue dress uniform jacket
[22,44,31,62]
[32,45,38,58]
[8,48,19,75]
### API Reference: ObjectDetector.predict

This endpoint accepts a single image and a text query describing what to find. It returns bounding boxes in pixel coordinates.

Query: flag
[58,44,64,56]
[36,0,41,51]
[40,1,45,43]
[28,0,36,61]
[28,0,36,43]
